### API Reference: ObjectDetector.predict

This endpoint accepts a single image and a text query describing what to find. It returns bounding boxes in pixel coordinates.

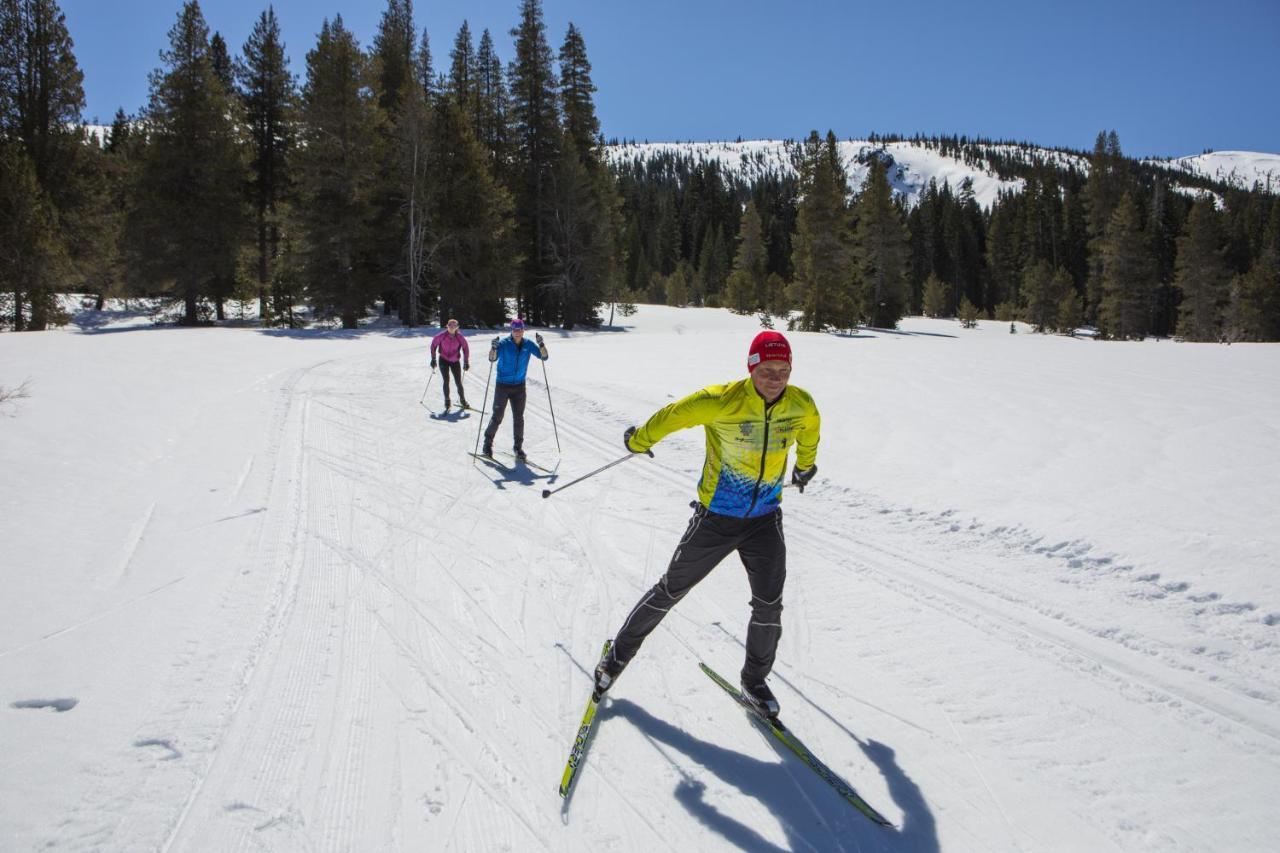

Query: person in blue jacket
[481,318,548,460]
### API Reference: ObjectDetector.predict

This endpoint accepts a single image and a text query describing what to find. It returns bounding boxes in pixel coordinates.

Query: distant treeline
[610,132,1280,340]
[3,0,1278,341]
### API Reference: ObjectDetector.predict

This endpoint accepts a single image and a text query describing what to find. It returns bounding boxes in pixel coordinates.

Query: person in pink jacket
[430,319,471,410]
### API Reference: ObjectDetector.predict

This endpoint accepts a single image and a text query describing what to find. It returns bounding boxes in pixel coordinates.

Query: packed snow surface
[2,305,1278,851]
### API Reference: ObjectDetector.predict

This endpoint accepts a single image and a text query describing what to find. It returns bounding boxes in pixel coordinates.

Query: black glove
[463,361,470,371]
[535,332,544,346]
[624,426,653,457]
[489,336,499,361]
[430,357,437,369]
[791,465,817,493]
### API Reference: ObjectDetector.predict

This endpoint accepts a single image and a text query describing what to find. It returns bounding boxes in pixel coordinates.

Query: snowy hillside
[1149,151,1280,193]
[606,139,1279,208]
[2,305,1278,851]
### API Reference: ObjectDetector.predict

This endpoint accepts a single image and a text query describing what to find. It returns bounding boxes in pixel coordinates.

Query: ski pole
[540,357,561,454]
[541,449,650,499]
[419,365,436,406]
[473,342,496,458]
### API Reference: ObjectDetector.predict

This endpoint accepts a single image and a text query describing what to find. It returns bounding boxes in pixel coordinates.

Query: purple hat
[510,318,525,330]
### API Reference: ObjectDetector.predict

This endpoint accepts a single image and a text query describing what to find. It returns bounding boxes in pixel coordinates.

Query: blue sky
[61,0,1278,158]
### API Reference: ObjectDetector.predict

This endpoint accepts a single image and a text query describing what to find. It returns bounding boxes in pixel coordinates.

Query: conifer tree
[665,260,690,306]
[129,0,247,326]
[958,295,980,328]
[546,131,619,326]
[921,273,948,317]
[1085,130,1125,321]
[473,29,509,177]
[508,0,561,323]
[0,141,64,329]
[792,131,855,330]
[447,20,476,109]
[852,156,911,328]
[558,23,598,158]
[295,16,378,328]
[238,6,295,324]
[369,0,416,320]
[1098,192,1154,339]
[1174,198,1229,341]
[209,32,233,91]
[1056,286,1083,335]
[0,0,85,327]
[725,200,766,313]
[1018,257,1059,330]
[422,92,515,326]
[1226,244,1280,341]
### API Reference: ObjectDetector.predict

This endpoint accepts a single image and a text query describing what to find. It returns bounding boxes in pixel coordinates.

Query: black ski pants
[484,382,527,450]
[440,358,465,405]
[613,502,786,683]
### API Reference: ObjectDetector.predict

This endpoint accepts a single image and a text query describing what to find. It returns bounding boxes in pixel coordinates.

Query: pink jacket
[431,330,470,363]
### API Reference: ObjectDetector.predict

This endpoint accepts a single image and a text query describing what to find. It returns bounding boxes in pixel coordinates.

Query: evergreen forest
[3,0,1279,342]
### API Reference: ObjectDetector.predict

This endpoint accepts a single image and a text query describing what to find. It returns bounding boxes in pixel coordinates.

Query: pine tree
[447,20,476,110]
[0,141,64,329]
[1173,198,1229,341]
[238,6,295,324]
[1056,286,1083,335]
[1098,192,1154,340]
[295,16,378,328]
[852,155,911,328]
[557,23,598,158]
[665,260,690,306]
[0,0,85,327]
[209,31,233,91]
[1022,260,1065,333]
[792,131,855,330]
[1226,244,1280,341]
[508,0,561,324]
[369,0,416,320]
[421,93,515,326]
[129,0,247,326]
[725,200,766,313]
[473,28,508,177]
[921,273,948,317]
[1085,130,1125,321]
[958,295,980,328]
[546,131,619,327]
[0,0,84,191]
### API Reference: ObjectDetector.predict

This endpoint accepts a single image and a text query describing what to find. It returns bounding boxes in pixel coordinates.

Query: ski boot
[741,678,780,718]
[481,439,493,457]
[593,644,626,700]
[513,445,527,462]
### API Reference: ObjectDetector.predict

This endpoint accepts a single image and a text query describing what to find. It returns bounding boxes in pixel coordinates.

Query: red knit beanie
[747,331,792,372]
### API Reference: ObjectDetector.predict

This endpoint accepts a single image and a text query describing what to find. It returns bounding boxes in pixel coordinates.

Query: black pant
[440,358,465,404]
[483,382,527,449]
[613,503,786,683]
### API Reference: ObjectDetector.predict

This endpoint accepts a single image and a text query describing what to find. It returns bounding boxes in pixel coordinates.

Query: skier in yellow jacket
[594,330,820,717]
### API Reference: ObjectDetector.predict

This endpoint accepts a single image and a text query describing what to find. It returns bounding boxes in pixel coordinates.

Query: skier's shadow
[426,409,470,422]
[469,455,557,490]
[602,699,936,852]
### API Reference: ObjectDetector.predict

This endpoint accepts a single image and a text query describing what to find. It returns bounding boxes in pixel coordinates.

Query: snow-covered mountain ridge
[605,139,1280,208]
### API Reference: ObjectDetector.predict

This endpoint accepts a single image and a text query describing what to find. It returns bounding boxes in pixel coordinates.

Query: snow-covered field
[2,305,1277,852]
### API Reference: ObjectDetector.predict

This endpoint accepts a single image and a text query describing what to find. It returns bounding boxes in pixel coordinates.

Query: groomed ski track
[5,312,1277,852]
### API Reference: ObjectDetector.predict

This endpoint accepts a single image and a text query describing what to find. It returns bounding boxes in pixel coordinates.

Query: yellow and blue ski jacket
[627,378,821,518]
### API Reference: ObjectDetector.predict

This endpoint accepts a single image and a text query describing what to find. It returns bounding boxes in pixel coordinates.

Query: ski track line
[154,362,323,853]
[796,516,1280,755]
[371,609,556,851]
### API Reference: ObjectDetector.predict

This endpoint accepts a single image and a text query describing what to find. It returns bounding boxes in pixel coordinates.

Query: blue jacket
[491,335,547,384]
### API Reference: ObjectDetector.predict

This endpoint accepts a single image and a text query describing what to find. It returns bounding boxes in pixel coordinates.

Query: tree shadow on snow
[602,699,938,852]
